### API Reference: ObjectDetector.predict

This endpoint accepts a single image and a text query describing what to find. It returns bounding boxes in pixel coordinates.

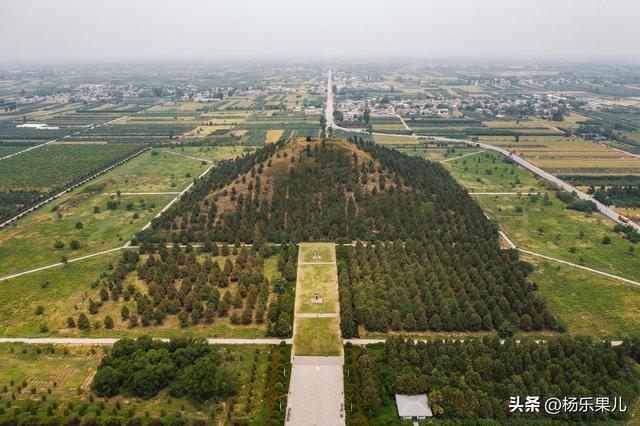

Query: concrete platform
[285,356,345,425]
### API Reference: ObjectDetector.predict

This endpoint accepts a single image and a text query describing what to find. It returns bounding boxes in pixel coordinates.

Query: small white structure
[395,394,433,421]
[16,123,59,130]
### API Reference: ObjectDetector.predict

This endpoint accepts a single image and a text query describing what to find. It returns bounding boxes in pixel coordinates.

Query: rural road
[0,337,291,345]
[345,338,624,346]
[439,149,485,163]
[325,70,640,233]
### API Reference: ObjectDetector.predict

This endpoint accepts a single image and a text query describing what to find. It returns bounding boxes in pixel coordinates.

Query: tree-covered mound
[139,137,496,244]
[92,336,238,403]
[346,337,640,424]
[139,137,556,332]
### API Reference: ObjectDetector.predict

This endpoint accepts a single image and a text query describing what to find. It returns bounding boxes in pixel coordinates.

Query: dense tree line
[261,343,292,426]
[92,336,237,402]
[75,243,297,338]
[338,241,556,336]
[591,185,640,208]
[345,337,640,423]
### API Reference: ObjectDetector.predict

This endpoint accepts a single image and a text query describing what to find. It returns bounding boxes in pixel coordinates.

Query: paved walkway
[295,313,339,318]
[286,241,345,426]
[286,356,345,426]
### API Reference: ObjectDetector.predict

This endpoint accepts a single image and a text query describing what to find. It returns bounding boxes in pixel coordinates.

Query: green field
[476,194,640,282]
[0,145,25,157]
[0,253,121,337]
[293,317,342,356]
[443,151,546,192]
[0,252,282,338]
[299,242,335,263]
[0,343,279,423]
[527,257,640,338]
[173,145,256,162]
[0,192,173,276]
[0,148,226,277]
[96,149,210,192]
[296,264,338,314]
[0,144,141,192]
[296,243,338,314]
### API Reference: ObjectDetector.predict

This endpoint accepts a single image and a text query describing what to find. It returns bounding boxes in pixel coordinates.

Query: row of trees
[591,185,640,208]
[77,243,297,338]
[338,241,557,336]
[346,337,640,423]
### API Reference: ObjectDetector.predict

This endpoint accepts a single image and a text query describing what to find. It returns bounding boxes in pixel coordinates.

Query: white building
[395,394,433,422]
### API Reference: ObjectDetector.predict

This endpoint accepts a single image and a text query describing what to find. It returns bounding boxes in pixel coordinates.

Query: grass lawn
[100,149,208,192]
[293,317,342,356]
[0,252,120,337]
[296,243,338,314]
[476,194,640,282]
[0,343,274,423]
[299,242,335,263]
[373,134,417,145]
[526,256,640,338]
[165,145,255,163]
[0,145,25,157]
[296,265,338,314]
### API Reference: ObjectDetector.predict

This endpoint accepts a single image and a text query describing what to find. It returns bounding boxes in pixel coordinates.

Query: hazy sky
[1,0,639,63]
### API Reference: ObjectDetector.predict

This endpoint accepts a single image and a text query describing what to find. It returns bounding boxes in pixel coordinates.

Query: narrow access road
[439,149,485,163]
[0,337,291,345]
[345,338,624,346]
[103,192,181,196]
[470,192,540,195]
[518,248,640,288]
[162,149,213,163]
[0,246,125,282]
